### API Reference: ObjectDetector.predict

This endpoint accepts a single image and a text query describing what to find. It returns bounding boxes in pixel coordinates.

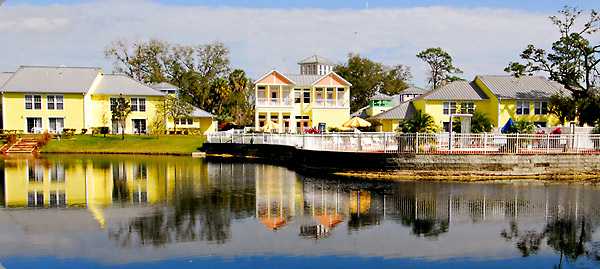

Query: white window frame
[516,101,530,115]
[47,94,64,110]
[25,94,42,110]
[534,101,547,115]
[460,102,475,114]
[130,97,146,112]
[443,101,457,115]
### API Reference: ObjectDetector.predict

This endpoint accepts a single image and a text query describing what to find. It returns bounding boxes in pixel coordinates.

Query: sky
[0,0,598,89]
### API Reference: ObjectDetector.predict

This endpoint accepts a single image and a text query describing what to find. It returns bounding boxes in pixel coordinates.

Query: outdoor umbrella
[342,116,372,128]
[501,118,516,133]
[261,120,281,132]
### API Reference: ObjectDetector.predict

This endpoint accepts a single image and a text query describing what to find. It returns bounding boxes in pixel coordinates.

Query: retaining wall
[200,143,600,176]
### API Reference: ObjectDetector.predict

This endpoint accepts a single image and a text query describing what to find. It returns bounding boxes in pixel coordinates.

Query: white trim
[255,70,296,85]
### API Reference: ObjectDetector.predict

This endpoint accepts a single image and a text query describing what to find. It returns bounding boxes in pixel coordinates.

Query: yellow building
[371,75,563,132]
[0,66,217,134]
[151,82,217,135]
[254,56,351,132]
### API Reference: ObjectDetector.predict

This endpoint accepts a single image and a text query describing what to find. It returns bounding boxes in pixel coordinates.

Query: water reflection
[2,154,600,266]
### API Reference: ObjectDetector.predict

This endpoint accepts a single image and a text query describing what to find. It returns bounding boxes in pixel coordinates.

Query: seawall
[200,143,600,179]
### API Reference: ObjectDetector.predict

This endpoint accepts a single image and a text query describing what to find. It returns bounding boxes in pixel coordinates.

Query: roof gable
[255,70,295,85]
[313,72,352,86]
[0,66,102,94]
[370,101,416,120]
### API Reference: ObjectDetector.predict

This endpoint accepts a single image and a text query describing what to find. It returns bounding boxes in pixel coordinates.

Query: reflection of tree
[502,217,597,267]
[411,219,449,239]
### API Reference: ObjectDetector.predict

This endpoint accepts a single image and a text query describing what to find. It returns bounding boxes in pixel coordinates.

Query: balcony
[314,98,346,108]
[257,98,293,107]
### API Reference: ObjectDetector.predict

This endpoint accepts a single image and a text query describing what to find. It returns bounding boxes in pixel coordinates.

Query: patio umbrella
[261,120,281,132]
[342,116,372,128]
[501,118,516,133]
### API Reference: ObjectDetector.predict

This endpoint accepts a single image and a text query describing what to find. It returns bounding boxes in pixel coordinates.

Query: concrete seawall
[200,143,600,178]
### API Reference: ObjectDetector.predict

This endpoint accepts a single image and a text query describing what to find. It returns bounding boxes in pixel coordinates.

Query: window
[534,101,548,115]
[47,95,64,110]
[516,101,530,115]
[187,118,193,125]
[443,101,457,115]
[294,89,302,104]
[28,162,44,182]
[25,94,42,110]
[460,102,475,114]
[303,88,311,103]
[50,162,65,182]
[110,97,118,111]
[337,88,345,106]
[130,97,146,112]
[533,121,547,127]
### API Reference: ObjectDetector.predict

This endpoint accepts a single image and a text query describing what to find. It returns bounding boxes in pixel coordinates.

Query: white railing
[207,132,600,154]
[257,98,293,107]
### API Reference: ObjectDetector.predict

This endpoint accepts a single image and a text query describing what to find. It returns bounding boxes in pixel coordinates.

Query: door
[48,118,64,133]
[27,117,42,133]
[132,119,147,134]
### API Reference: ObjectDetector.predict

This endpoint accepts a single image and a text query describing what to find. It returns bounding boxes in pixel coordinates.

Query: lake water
[1,154,600,268]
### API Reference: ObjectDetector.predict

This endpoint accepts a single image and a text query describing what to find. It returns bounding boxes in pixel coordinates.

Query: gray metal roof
[412,81,489,101]
[151,82,178,91]
[93,74,165,96]
[0,72,13,88]
[0,66,101,93]
[370,101,416,120]
[350,105,369,118]
[370,93,393,101]
[400,86,428,94]
[477,75,563,99]
[283,74,323,86]
[190,106,215,118]
[297,55,334,66]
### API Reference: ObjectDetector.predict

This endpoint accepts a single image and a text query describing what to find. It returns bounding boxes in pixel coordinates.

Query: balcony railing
[257,98,347,108]
[207,132,600,154]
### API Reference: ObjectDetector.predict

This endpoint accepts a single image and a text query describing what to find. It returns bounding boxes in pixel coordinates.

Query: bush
[5,134,17,146]
[36,132,52,148]
[81,128,88,134]
[62,128,76,137]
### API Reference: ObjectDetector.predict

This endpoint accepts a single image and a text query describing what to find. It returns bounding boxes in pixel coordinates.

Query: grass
[40,134,206,154]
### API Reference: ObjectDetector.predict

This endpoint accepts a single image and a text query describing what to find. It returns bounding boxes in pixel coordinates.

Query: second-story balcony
[257,98,348,108]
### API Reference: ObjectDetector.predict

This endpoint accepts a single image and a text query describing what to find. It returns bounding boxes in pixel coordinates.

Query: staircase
[3,138,38,153]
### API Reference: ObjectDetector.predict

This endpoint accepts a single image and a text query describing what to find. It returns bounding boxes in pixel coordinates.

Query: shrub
[5,134,17,146]
[81,128,88,134]
[36,132,52,148]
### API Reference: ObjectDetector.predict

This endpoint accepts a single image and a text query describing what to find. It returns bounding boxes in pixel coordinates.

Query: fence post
[547,133,550,154]
[321,134,324,150]
[416,133,419,153]
[384,133,387,153]
[484,132,487,153]
[515,133,519,154]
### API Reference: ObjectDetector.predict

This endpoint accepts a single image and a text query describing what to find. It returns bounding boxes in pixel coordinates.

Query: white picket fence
[207,132,600,154]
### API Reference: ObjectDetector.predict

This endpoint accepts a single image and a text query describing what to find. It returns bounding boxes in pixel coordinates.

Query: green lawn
[40,134,206,154]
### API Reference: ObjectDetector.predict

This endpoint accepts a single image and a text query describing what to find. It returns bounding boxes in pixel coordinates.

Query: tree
[401,110,437,133]
[111,95,132,140]
[164,95,194,133]
[452,110,493,133]
[149,101,166,139]
[515,120,535,134]
[227,69,253,125]
[334,53,411,112]
[505,6,599,124]
[104,39,234,117]
[416,47,463,89]
[548,93,577,125]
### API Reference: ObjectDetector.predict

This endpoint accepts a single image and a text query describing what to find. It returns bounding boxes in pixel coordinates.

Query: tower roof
[297,55,334,66]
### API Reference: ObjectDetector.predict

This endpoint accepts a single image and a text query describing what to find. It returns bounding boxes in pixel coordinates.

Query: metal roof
[477,75,563,99]
[400,86,428,94]
[151,82,179,91]
[370,93,393,101]
[370,101,416,120]
[93,74,165,96]
[190,106,215,118]
[297,55,334,66]
[283,74,323,86]
[0,66,101,93]
[412,81,489,101]
[0,72,13,88]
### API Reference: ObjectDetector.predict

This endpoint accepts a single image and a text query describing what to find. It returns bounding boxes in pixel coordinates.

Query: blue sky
[1,0,598,89]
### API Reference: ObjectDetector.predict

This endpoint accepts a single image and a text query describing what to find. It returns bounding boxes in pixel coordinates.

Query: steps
[4,138,38,153]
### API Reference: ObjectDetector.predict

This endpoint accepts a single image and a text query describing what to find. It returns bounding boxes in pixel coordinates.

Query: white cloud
[0,0,570,88]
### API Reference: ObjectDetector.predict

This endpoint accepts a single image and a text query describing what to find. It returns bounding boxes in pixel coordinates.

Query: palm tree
[401,110,437,133]
[452,110,493,133]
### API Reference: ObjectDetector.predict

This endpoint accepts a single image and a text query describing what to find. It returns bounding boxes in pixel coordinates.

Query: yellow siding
[2,92,85,132]
[89,95,164,134]
[312,109,351,129]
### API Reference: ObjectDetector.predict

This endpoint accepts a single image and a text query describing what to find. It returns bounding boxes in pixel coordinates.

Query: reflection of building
[254,165,302,229]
